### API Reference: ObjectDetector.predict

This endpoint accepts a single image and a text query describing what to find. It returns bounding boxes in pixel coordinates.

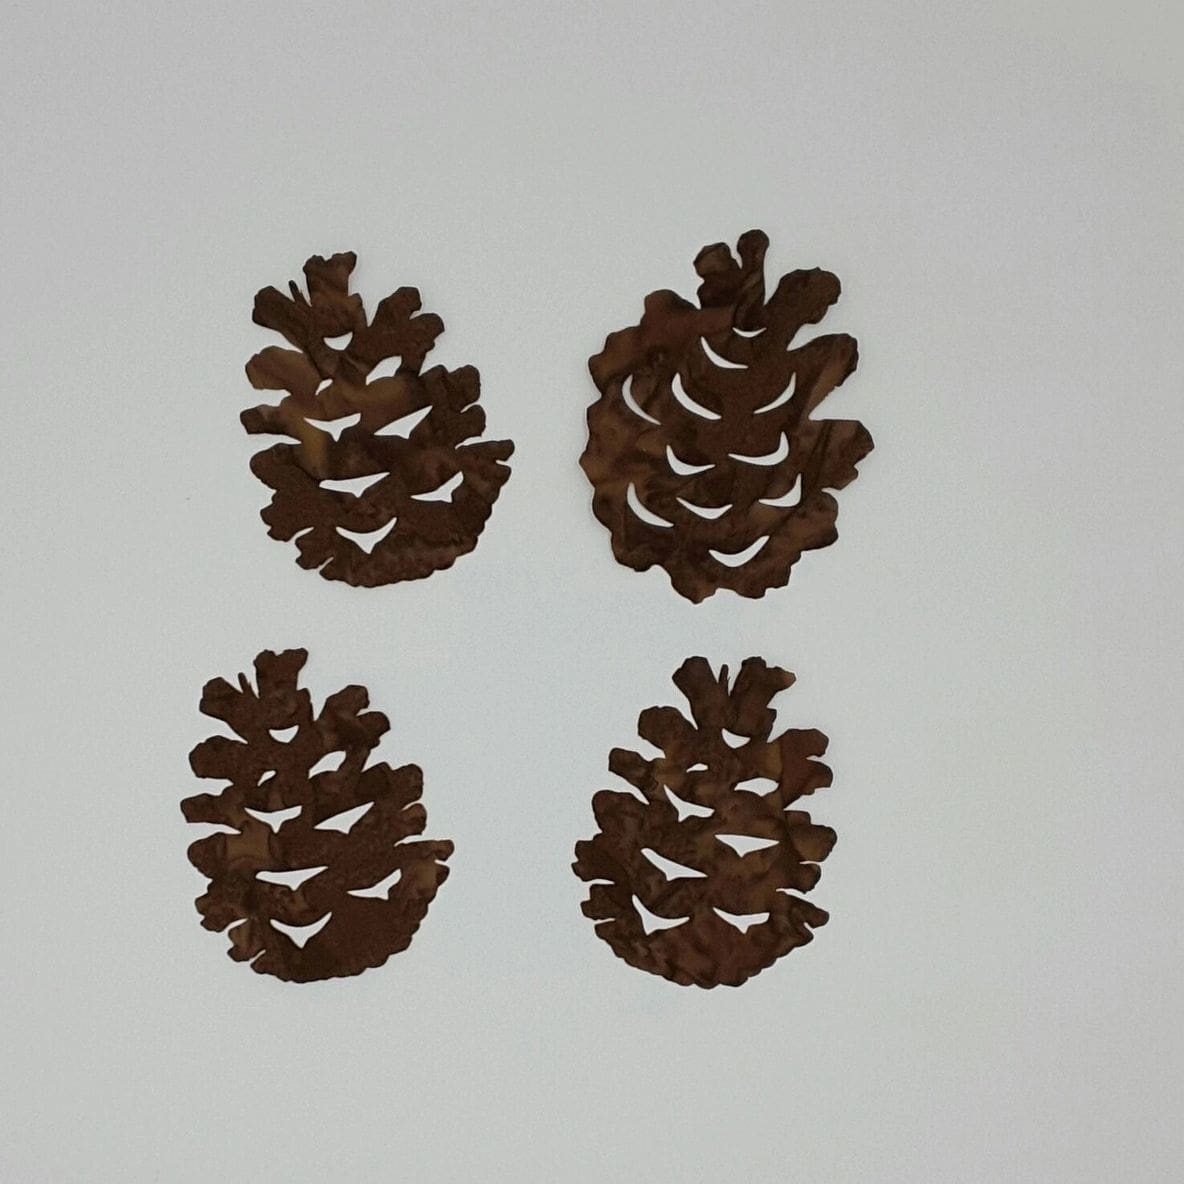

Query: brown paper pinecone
[181,649,452,982]
[582,229,872,602]
[242,252,513,586]
[573,657,836,988]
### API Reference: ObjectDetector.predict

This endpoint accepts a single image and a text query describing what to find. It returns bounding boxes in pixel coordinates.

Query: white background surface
[2,2,1181,1180]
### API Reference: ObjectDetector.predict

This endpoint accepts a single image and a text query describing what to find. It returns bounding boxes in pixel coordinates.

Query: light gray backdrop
[2,2,1181,1181]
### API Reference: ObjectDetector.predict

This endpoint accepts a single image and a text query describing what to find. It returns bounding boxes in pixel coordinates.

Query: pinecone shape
[581,229,873,602]
[573,657,836,988]
[243,252,514,586]
[181,649,452,982]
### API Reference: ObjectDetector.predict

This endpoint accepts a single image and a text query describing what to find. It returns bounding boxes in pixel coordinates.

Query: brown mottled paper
[582,229,873,602]
[181,649,452,982]
[242,252,514,586]
[573,657,836,988]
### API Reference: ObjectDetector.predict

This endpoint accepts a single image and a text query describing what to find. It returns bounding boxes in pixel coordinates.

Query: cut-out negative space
[700,337,748,370]
[308,750,346,777]
[367,355,402,381]
[411,471,463,503]
[666,446,713,477]
[573,656,837,988]
[375,405,432,439]
[670,373,721,420]
[257,866,327,891]
[245,804,302,833]
[581,229,874,602]
[677,497,731,520]
[642,847,707,880]
[241,252,514,587]
[716,834,780,857]
[620,375,661,425]
[729,433,789,466]
[337,518,397,555]
[348,868,402,900]
[320,473,388,497]
[664,785,714,821]
[633,896,689,935]
[756,371,796,414]
[182,648,453,982]
[710,537,771,567]
[315,802,371,833]
[627,484,673,528]
[306,412,361,441]
[713,908,770,934]
[272,914,333,948]
[759,474,802,509]
[735,775,779,796]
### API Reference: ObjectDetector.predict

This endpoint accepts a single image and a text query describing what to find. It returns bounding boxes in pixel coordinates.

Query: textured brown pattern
[181,649,452,982]
[573,657,835,988]
[243,252,514,586]
[582,229,873,602]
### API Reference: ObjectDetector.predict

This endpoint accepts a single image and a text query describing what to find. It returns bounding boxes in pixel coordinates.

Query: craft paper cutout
[581,229,873,602]
[242,252,514,586]
[573,657,836,987]
[181,649,452,982]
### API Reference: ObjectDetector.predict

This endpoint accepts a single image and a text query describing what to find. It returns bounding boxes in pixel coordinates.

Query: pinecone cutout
[243,252,514,586]
[581,229,873,602]
[181,649,452,982]
[573,657,836,988]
